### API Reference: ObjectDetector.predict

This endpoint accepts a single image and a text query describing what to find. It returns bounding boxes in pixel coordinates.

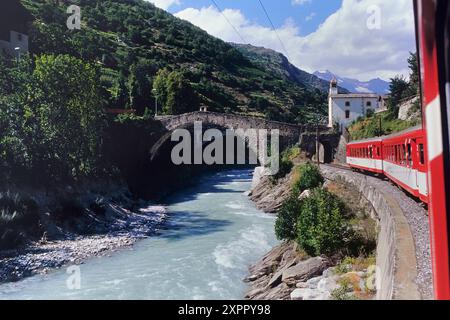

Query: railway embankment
[320,165,432,300]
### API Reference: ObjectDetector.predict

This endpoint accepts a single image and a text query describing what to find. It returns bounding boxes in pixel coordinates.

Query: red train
[346,0,450,299]
[347,126,428,203]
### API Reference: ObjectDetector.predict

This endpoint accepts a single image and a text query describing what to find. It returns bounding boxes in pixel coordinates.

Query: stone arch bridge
[150,111,340,164]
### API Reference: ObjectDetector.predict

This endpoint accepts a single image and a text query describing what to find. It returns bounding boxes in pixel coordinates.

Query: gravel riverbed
[0,204,167,284]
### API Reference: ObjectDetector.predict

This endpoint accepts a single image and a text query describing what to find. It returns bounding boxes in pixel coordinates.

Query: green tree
[292,163,324,196]
[152,68,170,111]
[128,62,152,115]
[275,195,302,241]
[387,76,409,117]
[404,52,420,98]
[165,71,198,115]
[30,54,105,180]
[153,69,198,115]
[297,189,348,256]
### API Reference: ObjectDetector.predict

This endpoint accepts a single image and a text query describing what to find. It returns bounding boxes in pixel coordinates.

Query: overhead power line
[210,0,247,43]
[257,0,292,61]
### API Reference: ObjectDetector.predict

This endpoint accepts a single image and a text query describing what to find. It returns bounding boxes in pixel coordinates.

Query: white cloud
[175,0,416,81]
[305,12,316,21]
[146,0,180,10]
[292,0,312,5]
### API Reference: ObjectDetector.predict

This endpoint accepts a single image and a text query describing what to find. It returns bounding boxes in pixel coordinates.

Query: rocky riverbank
[245,165,377,300]
[244,240,377,300]
[0,195,167,284]
[248,167,294,213]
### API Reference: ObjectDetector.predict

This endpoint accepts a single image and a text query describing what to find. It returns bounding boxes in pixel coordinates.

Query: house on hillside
[327,78,384,130]
[0,0,33,58]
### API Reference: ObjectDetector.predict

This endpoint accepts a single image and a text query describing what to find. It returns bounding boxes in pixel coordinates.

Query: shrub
[292,163,324,196]
[0,191,39,228]
[269,147,296,181]
[275,195,302,241]
[296,189,349,256]
[54,198,85,220]
[0,191,39,249]
[89,197,107,215]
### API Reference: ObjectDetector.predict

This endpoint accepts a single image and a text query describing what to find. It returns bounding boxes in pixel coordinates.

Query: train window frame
[407,143,412,166]
[401,144,406,165]
[419,144,425,165]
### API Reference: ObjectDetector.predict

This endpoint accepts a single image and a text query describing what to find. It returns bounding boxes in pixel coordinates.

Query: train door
[415,137,428,199]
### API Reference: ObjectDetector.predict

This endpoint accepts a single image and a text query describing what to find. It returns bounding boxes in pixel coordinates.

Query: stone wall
[398,96,420,121]
[321,167,421,300]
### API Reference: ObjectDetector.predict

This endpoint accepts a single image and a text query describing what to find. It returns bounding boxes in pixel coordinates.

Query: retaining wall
[321,167,421,300]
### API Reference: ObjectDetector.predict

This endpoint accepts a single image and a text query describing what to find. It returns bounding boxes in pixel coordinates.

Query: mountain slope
[314,70,390,95]
[19,0,327,123]
[232,44,348,94]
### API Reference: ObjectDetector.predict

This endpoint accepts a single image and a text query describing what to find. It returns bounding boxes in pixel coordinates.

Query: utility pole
[14,47,21,62]
[378,115,382,137]
[316,115,320,166]
[152,89,158,117]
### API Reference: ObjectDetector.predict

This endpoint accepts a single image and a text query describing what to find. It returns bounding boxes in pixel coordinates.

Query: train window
[394,146,398,163]
[407,144,412,166]
[401,145,406,165]
[419,144,425,165]
[369,147,373,159]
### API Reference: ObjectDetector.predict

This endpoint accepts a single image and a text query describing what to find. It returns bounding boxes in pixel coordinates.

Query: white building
[0,0,32,58]
[0,30,29,57]
[328,78,383,130]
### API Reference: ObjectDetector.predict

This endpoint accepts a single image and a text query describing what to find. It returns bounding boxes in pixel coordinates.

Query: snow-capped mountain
[313,70,390,95]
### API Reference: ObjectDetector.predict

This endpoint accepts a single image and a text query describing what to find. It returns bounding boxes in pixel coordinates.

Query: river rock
[298,190,311,201]
[317,276,339,292]
[290,288,328,300]
[306,275,324,289]
[282,257,328,285]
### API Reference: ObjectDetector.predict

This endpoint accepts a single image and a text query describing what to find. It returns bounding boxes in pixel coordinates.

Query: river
[0,169,278,300]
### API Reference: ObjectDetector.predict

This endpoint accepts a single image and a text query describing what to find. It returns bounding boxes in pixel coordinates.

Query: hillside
[232,43,334,93]
[314,70,389,95]
[19,0,327,123]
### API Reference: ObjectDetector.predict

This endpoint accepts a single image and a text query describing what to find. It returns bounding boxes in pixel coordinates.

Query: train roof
[348,124,423,145]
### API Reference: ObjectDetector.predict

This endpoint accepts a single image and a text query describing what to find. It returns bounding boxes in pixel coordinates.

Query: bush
[292,163,324,196]
[275,195,302,241]
[297,189,349,256]
[54,198,85,220]
[269,146,297,181]
[0,191,39,228]
[89,197,107,215]
[0,191,39,249]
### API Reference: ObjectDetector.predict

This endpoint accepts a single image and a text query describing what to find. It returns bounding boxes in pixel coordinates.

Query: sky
[146,0,417,81]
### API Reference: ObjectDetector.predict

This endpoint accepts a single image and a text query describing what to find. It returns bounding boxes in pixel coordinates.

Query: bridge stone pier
[150,111,337,164]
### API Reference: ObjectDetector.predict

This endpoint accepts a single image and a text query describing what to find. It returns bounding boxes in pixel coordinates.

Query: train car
[414,0,450,299]
[381,126,428,203]
[346,138,383,174]
[347,126,428,203]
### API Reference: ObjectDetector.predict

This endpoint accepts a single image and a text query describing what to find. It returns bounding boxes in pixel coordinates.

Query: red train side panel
[347,139,383,174]
[415,0,450,300]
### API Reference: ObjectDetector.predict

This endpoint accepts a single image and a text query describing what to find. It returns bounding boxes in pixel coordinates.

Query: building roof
[330,93,381,99]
